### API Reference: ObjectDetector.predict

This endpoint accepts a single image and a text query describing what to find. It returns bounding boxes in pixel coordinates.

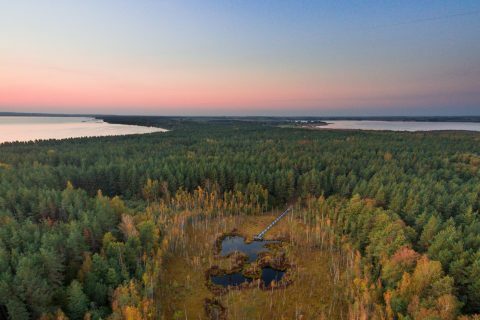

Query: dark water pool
[220,236,275,262]
[211,268,285,288]
[261,267,285,287]
[212,236,285,288]
[211,272,253,287]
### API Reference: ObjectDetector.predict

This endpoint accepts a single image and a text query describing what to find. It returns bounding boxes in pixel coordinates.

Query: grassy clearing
[158,212,348,319]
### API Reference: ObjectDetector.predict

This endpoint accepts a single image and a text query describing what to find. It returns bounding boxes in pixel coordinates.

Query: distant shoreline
[1,112,480,123]
[0,116,167,145]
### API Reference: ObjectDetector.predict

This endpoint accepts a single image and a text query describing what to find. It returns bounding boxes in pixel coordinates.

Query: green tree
[66,280,89,320]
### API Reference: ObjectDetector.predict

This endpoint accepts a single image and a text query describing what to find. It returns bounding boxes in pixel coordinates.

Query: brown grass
[157,212,348,319]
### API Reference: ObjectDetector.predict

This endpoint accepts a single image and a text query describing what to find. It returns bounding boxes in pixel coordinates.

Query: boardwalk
[254,207,292,240]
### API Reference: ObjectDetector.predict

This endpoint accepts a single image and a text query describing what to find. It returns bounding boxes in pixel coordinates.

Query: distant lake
[0,117,167,144]
[316,120,480,132]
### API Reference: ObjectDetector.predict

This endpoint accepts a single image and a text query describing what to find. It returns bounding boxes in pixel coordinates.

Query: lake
[0,116,167,144]
[316,120,480,132]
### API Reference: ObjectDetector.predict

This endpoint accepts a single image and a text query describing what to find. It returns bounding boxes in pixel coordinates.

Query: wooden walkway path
[254,207,292,240]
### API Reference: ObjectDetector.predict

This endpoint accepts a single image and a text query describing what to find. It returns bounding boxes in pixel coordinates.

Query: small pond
[220,236,276,262]
[211,272,253,287]
[212,236,285,288]
[261,268,285,287]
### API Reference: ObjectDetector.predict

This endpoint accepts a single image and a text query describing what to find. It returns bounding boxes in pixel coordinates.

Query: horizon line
[1,111,480,118]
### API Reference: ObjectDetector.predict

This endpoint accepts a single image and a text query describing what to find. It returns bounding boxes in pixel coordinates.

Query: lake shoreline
[0,116,168,145]
[302,120,480,132]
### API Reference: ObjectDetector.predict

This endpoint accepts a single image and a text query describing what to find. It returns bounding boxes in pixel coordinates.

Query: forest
[0,117,479,319]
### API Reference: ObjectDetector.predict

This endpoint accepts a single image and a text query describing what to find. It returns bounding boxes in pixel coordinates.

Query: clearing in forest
[158,212,348,319]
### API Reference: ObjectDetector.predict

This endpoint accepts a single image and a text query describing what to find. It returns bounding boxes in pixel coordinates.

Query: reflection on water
[220,236,275,262]
[0,116,167,144]
[211,272,253,287]
[213,236,285,287]
[317,120,480,132]
[261,268,285,287]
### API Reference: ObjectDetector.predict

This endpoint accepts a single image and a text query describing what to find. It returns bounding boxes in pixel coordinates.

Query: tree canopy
[0,117,479,319]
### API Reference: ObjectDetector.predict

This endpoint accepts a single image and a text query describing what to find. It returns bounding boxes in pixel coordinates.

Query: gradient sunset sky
[1,1,479,116]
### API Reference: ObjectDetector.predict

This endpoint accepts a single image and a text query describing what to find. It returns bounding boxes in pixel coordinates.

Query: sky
[1,1,479,116]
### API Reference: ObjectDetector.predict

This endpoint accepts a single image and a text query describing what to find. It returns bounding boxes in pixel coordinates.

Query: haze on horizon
[1,1,479,116]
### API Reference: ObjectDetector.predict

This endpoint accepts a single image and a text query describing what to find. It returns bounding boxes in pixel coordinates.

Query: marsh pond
[210,236,286,288]
[158,214,348,319]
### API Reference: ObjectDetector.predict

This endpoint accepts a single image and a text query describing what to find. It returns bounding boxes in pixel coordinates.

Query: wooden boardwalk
[254,207,292,240]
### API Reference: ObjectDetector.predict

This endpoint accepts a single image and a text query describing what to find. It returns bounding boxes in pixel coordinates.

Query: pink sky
[1,1,479,115]
[2,56,477,115]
